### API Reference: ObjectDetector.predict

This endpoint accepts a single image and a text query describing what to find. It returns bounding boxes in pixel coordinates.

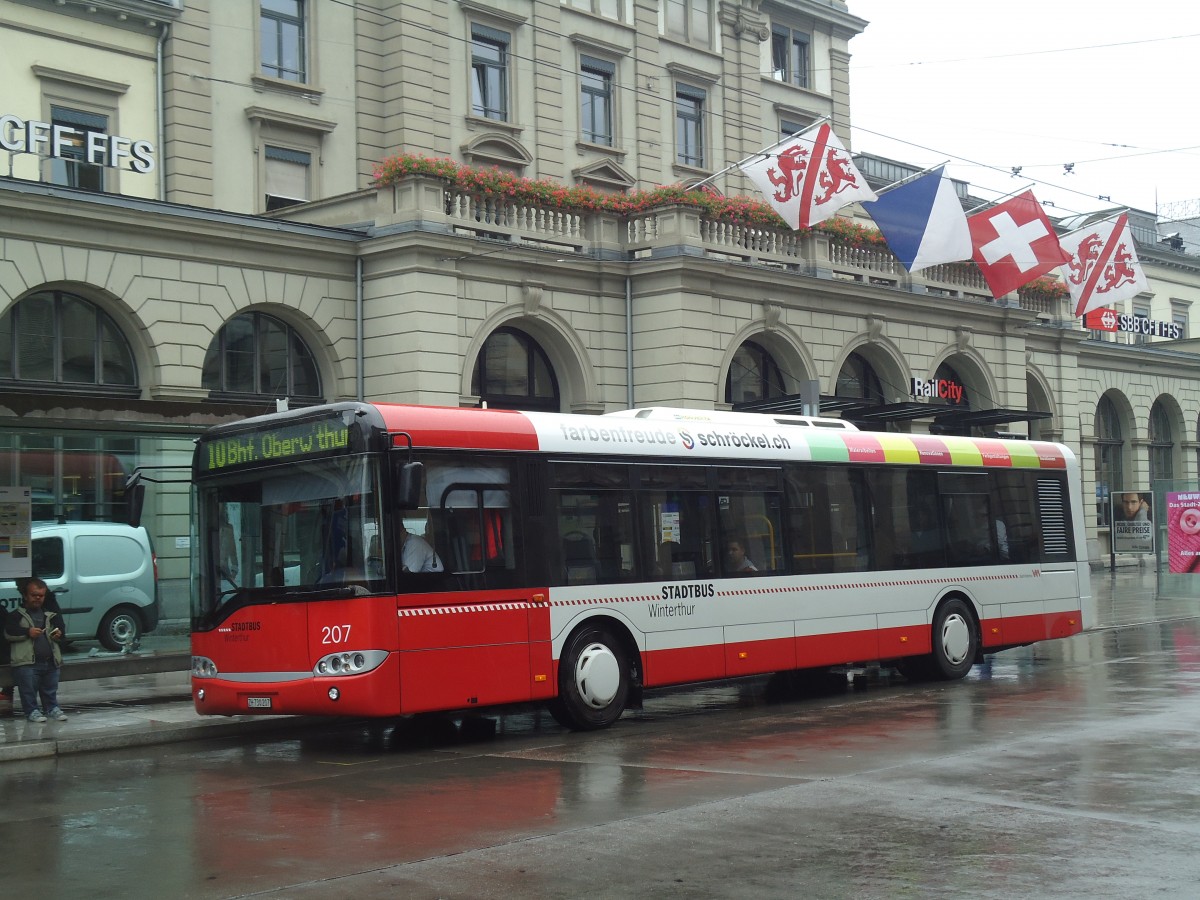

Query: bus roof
[371,404,1072,470]
[604,407,857,430]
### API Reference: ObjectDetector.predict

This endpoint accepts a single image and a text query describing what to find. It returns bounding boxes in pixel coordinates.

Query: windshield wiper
[217,587,247,604]
[272,585,370,600]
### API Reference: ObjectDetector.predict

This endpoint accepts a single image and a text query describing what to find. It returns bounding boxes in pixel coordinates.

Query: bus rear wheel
[548,624,629,731]
[930,598,978,680]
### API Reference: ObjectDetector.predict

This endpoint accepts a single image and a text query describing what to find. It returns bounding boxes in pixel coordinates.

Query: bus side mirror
[397,461,424,510]
[125,473,146,528]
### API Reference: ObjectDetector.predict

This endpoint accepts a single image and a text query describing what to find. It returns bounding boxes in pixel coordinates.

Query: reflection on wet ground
[1092,563,1192,627]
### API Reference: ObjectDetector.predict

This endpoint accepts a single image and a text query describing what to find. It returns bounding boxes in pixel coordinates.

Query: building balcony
[300,172,1078,323]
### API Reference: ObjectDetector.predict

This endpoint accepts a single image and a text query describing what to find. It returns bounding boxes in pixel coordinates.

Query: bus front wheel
[549,624,630,731]
[930,598,978,680]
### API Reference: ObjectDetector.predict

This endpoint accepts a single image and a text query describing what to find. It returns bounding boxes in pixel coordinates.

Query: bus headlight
[192,656,219,678]
[314,649,388,677]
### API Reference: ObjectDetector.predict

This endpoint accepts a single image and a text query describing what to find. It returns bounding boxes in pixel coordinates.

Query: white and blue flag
[863,167,971,273]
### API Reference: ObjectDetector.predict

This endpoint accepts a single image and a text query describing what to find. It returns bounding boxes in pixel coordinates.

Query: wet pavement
[1,562,1198,898]
[0,563,1183,763]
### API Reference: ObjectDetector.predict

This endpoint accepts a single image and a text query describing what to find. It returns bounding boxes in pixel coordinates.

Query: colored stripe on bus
[383,405,540,452]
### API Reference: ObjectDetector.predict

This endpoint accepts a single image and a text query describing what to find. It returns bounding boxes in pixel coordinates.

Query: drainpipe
[356,256,364,401]
[156,24,169,200]
[625,273,634,409]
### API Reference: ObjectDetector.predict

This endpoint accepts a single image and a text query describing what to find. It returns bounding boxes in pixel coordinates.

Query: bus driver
[399,521,444,573]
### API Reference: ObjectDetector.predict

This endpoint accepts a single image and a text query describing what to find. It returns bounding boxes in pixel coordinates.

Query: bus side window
[553,489,636,586]
[888,469,944,570]
[992,470,1044,564]
[786,464,868,574]
[422,458,517,589]
[637,489,714,581]
[717,495,782,576]
[942,494,994,566]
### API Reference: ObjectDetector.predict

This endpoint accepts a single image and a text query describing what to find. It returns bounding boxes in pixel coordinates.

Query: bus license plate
[247,697,272,709]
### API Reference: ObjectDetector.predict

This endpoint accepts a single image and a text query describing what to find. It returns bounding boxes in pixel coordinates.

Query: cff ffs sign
[1,113,155,173]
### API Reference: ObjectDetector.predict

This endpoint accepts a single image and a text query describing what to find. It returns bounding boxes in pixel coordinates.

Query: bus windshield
[194,455,384,628]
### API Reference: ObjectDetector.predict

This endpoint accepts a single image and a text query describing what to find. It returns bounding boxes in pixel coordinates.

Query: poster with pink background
[1166,492,1200,573]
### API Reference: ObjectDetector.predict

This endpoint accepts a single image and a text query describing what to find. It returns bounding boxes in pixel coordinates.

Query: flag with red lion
[1060,213,1148,317]
[739,122,877,230]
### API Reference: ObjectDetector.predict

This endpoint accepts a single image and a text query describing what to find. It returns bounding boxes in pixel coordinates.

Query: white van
[0,522,160,650]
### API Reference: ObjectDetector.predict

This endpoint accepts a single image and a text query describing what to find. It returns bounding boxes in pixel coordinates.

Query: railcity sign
[910,377,964,403]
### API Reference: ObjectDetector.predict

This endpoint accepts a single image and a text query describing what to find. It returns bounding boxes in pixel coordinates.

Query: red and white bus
[188,402,1091,729]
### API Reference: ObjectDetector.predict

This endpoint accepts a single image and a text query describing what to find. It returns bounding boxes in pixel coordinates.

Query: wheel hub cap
[942,614,970,665]
[575,643,620,709]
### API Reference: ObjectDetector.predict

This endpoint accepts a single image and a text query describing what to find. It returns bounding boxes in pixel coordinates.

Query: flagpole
[966,183,1037,214]
[1061,209,1131,234]
[690,115,830,191]
[872,161,950,196]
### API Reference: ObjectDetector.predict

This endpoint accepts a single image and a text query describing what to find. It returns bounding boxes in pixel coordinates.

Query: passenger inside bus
[725,538,758,574]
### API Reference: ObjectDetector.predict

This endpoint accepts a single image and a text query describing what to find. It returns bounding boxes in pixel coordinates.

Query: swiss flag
[967,191,1070,299]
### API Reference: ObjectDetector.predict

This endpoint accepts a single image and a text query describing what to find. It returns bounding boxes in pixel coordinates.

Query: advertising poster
[1110,490,1153,554]
[1166,492,1200,574]
[0,485,33,579]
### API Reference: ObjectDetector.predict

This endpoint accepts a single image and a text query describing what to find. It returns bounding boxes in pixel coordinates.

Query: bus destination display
[199,419,350,471]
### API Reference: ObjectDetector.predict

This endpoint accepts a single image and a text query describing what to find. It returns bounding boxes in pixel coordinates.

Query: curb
[0,714,334,763]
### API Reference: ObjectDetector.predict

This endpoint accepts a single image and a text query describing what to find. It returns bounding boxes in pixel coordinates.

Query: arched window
[1149,401,1174,483]
[0,290,136,389]
[471,326,559,411]
[1026,374,1052,441]
[725,340,786,406]
[835,351,884,404]
[1095,396,1123,527]
[202,312,321,400]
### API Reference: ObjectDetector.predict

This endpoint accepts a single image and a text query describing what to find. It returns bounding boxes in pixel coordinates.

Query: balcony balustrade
[378,174,1073,322]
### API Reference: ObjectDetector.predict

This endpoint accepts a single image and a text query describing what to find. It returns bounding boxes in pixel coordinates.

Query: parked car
[0,522,160,650]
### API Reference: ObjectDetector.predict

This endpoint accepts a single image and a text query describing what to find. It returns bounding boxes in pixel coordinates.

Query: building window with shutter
[264,146,311,211]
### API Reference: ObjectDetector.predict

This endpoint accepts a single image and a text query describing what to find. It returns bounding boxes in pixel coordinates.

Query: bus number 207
[321,624,351,644]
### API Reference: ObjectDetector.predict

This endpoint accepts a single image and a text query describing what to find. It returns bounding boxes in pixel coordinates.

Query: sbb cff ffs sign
[1085,307,1183,339]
